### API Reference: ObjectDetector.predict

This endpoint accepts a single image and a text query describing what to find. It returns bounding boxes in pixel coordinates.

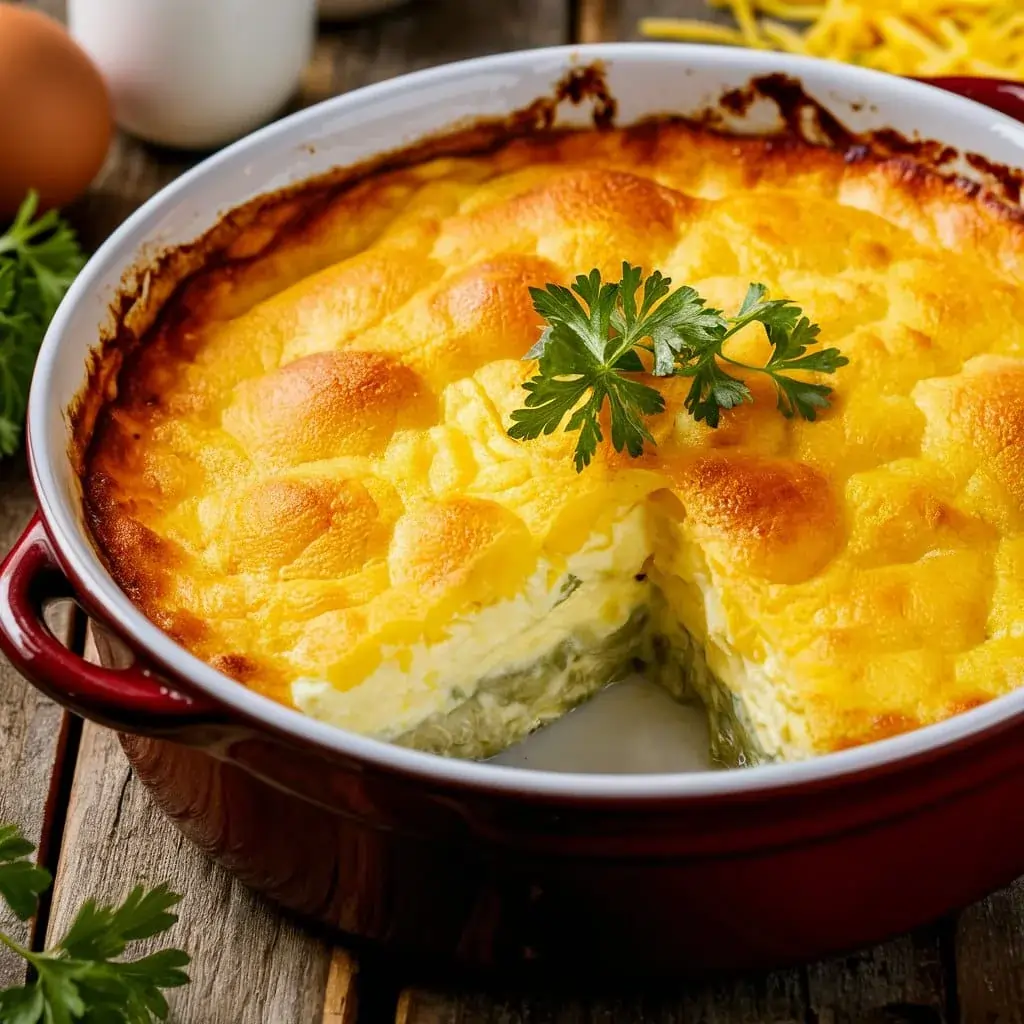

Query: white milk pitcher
[68,0,317,150]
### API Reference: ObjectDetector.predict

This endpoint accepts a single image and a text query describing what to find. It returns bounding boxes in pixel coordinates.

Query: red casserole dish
[3,45,1024,975]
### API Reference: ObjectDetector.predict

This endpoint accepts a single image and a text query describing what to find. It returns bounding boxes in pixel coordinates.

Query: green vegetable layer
[392,595,766,769]
[394,607,649,760]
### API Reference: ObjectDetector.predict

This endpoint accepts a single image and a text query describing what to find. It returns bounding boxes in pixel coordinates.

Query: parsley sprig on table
[0,823,190,1024]
[507,262,848,472]
[0,192,85,457]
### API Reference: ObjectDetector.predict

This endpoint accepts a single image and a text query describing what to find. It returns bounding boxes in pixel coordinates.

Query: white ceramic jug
[68,0,317,150]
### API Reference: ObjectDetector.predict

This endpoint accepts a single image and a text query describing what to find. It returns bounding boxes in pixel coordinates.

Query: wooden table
[2,1,1023,1020]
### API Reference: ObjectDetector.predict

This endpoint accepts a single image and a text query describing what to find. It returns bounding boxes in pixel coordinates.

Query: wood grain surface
[397,972,810,1024]
[1,0,1023,1021]
[955,882,1024,1024]
[805,929,949,1024]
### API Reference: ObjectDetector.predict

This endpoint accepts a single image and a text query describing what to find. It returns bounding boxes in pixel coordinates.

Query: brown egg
[0,4,112,219]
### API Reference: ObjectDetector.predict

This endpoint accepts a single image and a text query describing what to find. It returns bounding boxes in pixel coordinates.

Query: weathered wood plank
[397,972,808,1024]
[322,949,360,1024]
[42,622,337,1024]
[46,729,334,1024]
[576,0,611,43]
[955,883,1024,1024]
[577,0,614,42]
[806,929,948,1024]
[0,461,74,987]
[396,940,954,1024]
[309,0,568,102]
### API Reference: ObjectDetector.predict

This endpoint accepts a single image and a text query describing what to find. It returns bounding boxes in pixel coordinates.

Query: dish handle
[0,514,224,732]
[918,77,1024,123]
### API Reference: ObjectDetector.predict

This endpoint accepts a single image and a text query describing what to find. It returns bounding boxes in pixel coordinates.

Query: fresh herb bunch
[0,823,190,1024]
[507,262,848,472]
[0,192,85,457]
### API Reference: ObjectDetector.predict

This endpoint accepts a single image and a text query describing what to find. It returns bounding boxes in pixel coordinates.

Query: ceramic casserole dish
[4,43,1024,975]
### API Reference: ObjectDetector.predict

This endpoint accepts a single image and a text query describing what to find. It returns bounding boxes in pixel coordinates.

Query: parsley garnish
[0,192,85,457]
[507,262,848,471]
[552,573,583,607]
[0,822,190,1023]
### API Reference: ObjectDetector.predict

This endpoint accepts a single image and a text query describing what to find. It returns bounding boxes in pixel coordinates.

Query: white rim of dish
[29,43,1024,801]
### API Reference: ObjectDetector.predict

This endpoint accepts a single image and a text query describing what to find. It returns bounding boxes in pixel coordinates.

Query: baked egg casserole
[82,121,1024,766]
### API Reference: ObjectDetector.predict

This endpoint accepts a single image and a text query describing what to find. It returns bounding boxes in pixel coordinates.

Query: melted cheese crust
[85,122,1024,759]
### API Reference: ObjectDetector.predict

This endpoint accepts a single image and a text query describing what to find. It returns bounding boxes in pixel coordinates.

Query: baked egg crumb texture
[84,123,1024,762]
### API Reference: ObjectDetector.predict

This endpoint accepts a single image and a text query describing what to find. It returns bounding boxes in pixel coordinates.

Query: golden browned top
[84,121,1024,755]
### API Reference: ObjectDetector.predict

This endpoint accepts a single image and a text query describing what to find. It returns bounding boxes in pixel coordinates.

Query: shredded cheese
[639,1,1024,79]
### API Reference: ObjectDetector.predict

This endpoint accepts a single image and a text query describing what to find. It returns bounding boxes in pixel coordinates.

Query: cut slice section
[288,494,799,767]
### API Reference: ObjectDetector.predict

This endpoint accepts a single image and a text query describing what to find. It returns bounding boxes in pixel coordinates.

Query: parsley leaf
[0,984,44,1024]
[0,825,51,922]
[0,823,190,1024]
[508,263,847,470]
[59,887,182,963]
[0,192,85,458]
[508,270,664,471]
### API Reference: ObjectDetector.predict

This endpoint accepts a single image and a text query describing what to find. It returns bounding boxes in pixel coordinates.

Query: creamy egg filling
[291,495,808,764]
[291,505,652,745]
[646,500,813,763]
